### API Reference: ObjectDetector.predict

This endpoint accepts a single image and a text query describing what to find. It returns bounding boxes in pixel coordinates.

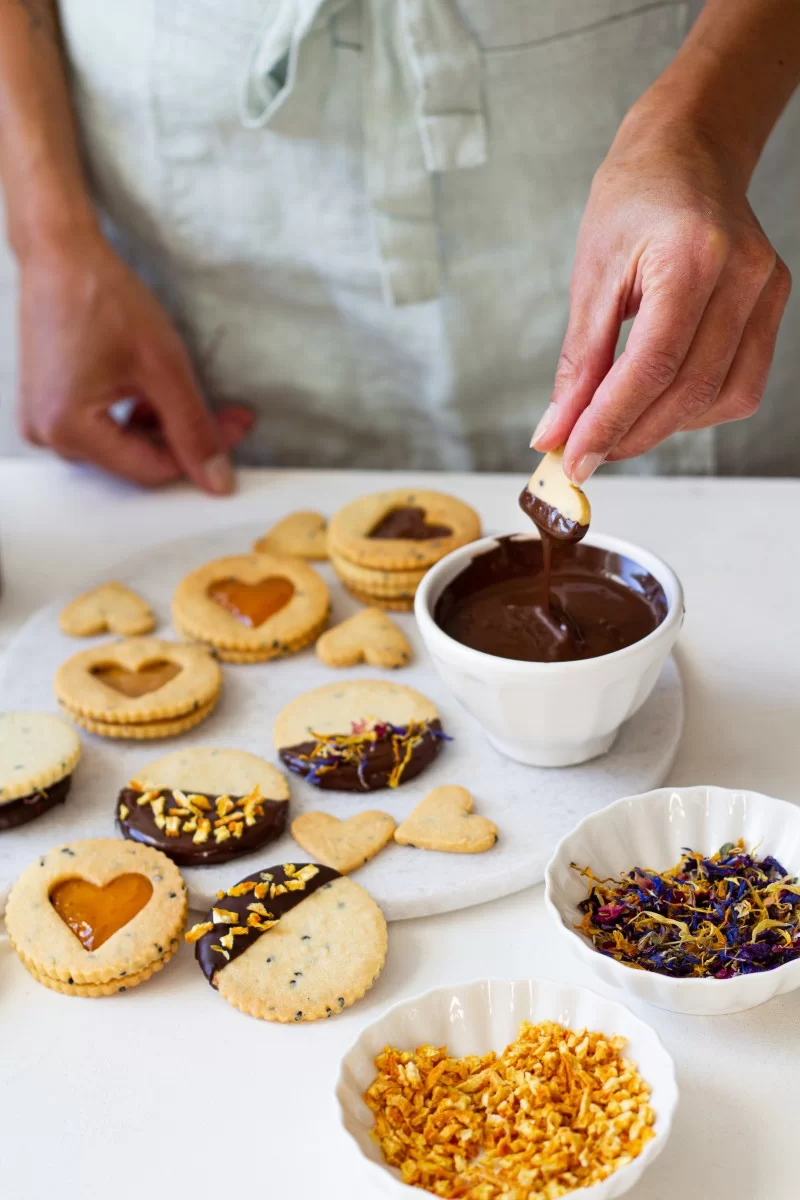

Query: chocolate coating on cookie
[0,775,72,832]
[369,506,452,540]
[189,863,340,985]
[279,719,447,791]
[116,786,288,866]
[518,486,588,544]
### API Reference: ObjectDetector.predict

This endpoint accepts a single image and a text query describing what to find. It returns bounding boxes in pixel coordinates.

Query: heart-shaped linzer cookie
[59,582,156,638]
[316,607,411,669]
[394,786,498,854]
[253,511,328,560]
[207,577,295,627]
[291,810,397,874]
[91,659,182,698]
[50,874,154,950]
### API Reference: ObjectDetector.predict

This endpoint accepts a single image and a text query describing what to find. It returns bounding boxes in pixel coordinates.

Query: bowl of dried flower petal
[545,785,800,1015]
[335,977,677,1199]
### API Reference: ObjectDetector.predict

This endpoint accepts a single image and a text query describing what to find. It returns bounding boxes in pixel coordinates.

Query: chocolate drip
[518,486,589,544]
[434,538,666,663]
[194,863,340,985]
[116,787,287,866]
[0,775,71,832]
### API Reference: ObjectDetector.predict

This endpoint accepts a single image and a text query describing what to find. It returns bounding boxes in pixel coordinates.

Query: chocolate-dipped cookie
[186,862,387,1022]
[117,748,289,866]
[0,713,82,832]
[273,680,449,791]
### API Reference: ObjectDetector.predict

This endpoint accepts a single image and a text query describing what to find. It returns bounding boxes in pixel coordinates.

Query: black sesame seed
[68,977,74,985]
[61,848,75,856]
[266,956,274,963]
[301,935,311,941]
[120,970,126,977]
[337,901,345,909]
[294,1011,303,1021]
[168,891,176,899]
[338,997,345,1007]
[289,980,296,988]
[118,986,126,993]
[326,1008,333,1017]
[294,970,303,977]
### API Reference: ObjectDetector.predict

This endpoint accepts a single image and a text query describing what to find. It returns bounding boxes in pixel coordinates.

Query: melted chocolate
[369,506,452,540]
[0,775,71,832]
[434,538,667,663]
[193,863,340,985]
[116,787,288,866]
[518,486,588,544]
[279,720,445,791]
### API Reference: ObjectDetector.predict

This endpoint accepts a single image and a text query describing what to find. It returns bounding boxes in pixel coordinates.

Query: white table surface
[1,460,798,1200]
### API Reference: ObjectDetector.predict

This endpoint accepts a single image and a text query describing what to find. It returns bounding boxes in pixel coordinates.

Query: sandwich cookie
[117,747,290,866]
[173,552,329,662]
[186,862,387,1021]
[274,680,449,791]
[54,638,222,739]
[0,713,82,831]
[5,838,187,996]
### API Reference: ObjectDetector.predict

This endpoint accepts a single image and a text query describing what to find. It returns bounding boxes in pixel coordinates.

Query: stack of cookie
[327,489,481,610]
[54,637,222,739]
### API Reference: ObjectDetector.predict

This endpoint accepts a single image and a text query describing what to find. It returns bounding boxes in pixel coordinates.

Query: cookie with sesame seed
[186,863,387,1022]
[116,747,290,866]
[0,712,82,831]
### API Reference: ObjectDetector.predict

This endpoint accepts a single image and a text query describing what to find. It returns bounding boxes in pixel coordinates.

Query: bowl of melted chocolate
[415,524,683,768]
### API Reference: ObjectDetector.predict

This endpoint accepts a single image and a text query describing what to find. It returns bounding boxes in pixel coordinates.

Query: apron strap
[239,0,487,305]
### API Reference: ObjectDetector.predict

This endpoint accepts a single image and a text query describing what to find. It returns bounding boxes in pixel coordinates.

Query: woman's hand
[533,109,791,483]
[18,232,253,491]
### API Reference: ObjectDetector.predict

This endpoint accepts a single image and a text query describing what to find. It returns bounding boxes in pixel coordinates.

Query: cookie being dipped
[186,862,387,1021]
[520,447,591,543]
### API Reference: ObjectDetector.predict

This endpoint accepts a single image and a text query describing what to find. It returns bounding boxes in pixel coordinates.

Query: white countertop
[1,460,798,1200]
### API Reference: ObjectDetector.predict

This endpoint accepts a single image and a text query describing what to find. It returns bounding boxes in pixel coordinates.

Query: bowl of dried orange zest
[334,977,677,1199]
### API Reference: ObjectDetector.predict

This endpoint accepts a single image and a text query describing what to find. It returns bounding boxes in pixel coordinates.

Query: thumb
[138,342,235,495]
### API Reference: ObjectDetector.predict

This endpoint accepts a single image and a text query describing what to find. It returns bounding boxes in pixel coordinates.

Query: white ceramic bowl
[545,785,800,1015]
[414,532,683,767]
[335,977,677,1199]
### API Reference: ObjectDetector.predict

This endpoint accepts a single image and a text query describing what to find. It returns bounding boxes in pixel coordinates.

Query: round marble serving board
[0,522,684,920]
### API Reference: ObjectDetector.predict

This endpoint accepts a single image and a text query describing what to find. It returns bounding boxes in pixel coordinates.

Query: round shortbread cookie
[328,547,427,598]
[253,511,328,560]
[5,838,187,989]
[328,489,480,570]
[172,552,329,655]
[117,747,290,866]
[187,864,387,1022]
[0,713,82,804]
[54,638,222,724]
[59,582,156,638]
[22,950,176,996]
[273,680,446,791]
[62,693,219,740]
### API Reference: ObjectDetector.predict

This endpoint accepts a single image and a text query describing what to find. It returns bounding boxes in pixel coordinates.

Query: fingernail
[530,406,557,448]
[569,453,604,485]
[203,451,234,495]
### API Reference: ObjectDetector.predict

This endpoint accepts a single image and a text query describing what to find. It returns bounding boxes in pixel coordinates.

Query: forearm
[0,0,98,261]
[619,0,800,186]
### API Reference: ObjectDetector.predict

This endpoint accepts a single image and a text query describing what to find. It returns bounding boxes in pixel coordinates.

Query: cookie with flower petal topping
[186,862,387,1022]
[273,680,448,791]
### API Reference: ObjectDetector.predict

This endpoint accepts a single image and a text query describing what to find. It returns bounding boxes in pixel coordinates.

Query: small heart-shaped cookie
[394,786,497,854]
[254,511,328,560]
[59,582,156,637]
[315,607,412,669]
[291,810,396,874]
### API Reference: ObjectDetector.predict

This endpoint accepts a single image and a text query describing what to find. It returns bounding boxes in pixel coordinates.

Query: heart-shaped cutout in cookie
[91,659,182,698]
[207,577,295,627]
[316,607,411,669]
[291,810,397,874]
[50,874,154,950]
[369,506,452,540]
[253,512,328,560]
[394,785,497,854]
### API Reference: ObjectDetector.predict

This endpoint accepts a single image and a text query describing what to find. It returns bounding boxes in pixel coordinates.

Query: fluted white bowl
[545,786,800,1015]
[415,532,683,767]
[335,977,677,1199]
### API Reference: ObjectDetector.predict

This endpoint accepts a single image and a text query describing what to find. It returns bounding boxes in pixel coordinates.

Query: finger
[215,405,255,448]
[562,236,728,481]
[681,257,791,433]
[603,255,776,460]
[56,410,183,487]
[137,343,234,494]
[531,273,621,453]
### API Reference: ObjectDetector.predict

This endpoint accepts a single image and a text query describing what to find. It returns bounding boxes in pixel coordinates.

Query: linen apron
[57,0,800,475]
